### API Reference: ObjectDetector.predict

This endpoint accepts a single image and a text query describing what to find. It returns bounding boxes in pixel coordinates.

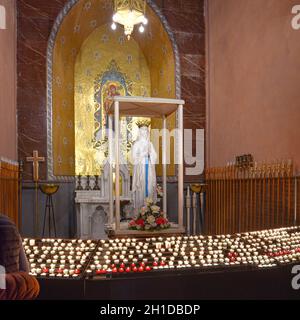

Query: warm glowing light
[142,16,148,25]
[112,0,147,40]
[139,24,145,33]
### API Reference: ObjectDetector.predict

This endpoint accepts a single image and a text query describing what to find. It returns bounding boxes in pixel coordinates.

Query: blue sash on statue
[145,156,149,197]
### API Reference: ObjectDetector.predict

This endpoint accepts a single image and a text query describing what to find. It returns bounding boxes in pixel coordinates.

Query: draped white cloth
[131,127,157,211]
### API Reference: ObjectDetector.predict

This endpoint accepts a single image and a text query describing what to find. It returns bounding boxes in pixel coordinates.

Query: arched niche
[47,0,181,180]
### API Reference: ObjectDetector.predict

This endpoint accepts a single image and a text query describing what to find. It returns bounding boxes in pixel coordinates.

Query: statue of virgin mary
[131,120,157,211]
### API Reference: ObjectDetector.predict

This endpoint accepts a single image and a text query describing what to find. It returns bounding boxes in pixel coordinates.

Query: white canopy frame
[107,96,185,235]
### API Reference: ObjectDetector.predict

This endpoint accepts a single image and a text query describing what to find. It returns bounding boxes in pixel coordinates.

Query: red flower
[129,220,136,226]
[156,217,166,225]
[136,218,145,226]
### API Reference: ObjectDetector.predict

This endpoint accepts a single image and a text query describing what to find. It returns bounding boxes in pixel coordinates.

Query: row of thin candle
[204,160,299,235]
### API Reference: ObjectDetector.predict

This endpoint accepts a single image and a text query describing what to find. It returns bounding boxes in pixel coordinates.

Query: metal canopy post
[115,100,120,231]
[108,114,113,227]
[162,115,167,217]
[178,104,184,228]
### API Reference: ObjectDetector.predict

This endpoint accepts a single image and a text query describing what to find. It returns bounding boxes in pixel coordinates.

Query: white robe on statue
[131,126,157,211]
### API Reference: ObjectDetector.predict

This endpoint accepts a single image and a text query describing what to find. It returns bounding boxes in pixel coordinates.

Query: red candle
[138,266,144,272]
[132,266,138,272]
[96,269,106,275]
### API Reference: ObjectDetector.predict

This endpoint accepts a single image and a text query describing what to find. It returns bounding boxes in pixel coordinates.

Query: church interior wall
[16,0,205,237]
[0,1,300,302]
[207,0,300,173]
[0,0,17,161]
[17,0,205,181]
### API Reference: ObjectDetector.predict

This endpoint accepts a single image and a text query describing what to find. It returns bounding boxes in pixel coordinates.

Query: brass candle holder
[39,184,59,237]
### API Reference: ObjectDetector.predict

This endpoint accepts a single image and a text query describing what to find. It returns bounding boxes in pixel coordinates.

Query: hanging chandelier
[111,0,148,40]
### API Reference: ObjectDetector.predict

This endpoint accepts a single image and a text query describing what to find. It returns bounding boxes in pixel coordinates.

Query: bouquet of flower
[129,198,170,231]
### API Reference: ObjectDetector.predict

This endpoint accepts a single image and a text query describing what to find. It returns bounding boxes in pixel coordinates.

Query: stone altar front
[75,162,132,239]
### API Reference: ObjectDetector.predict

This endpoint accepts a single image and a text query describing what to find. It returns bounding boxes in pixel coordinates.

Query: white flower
[147,215,155,224]
[145,198,153,206]
[156,184,164,197]
[151,205,160,213]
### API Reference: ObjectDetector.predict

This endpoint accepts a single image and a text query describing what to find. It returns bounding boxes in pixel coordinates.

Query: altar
[75,161,132,239]
[75,96,185,238]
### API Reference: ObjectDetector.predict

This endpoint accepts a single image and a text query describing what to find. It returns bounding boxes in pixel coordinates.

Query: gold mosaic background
[51,0,176,177]
[75,24,151,175]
